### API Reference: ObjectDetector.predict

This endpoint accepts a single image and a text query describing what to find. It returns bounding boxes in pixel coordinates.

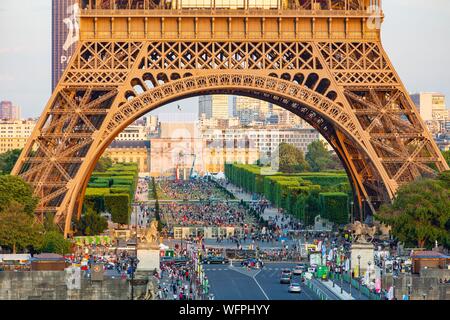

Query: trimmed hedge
[225,163,351,226]
[82,162,139,224]
[104,193,130,225]
[319,192,349,225]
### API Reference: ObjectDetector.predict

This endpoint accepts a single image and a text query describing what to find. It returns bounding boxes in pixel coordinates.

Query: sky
[0,0,449,119]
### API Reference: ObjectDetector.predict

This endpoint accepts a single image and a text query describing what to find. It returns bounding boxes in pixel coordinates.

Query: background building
[115,124,147,141]
[411,92,448,134]
[201,127,320,158]
[232,96,271,125]
[0,101,21,121]
[52,0,78,91]
[104,140,150,173]
[199,95,230,120]
[0,120,36,153]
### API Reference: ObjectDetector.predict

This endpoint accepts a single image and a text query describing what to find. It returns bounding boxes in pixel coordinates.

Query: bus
[315,265,329,280]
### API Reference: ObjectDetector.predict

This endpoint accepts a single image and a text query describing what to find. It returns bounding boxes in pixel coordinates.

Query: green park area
[225,163,352,226]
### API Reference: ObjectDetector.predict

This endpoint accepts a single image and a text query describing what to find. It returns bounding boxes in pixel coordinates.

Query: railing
[77,0,383,16]
[330,272,383,300]
[304,279,331,300]
[78,0,382,12]
[79,8,383,17]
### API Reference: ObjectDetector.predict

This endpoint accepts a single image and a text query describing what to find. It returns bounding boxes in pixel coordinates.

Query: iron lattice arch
[13,4,449,236]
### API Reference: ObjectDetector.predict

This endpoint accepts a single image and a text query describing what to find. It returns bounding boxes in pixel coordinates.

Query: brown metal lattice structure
[12,0,449,236]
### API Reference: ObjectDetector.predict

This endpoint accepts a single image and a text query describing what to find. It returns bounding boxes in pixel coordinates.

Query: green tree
[39,231,71,254]
[75,207,108,236]
[437,170,450,188]
[43,213,59,233]
[154,199,162,232]
[305,140,334,172]
[278,143,309,173]
[0,149,22,174]
[0,202,44,253]
[95,157,113,172]
[442,150,450,166]
[376,177,450,249]
[0,175,39,215]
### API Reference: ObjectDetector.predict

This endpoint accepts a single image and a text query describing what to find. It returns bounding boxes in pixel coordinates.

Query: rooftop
[411,251,450,259]
[109,140,150,149]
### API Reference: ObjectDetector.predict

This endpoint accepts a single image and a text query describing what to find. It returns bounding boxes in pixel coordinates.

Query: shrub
[104,194,130,225]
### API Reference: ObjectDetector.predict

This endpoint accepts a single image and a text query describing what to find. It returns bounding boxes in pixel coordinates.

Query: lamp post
[407,282,412,300]
[368,261,372,293]
[349,253,352,295]
[340,259,344,294]
[350,201,354,224]
[129,255,138,300]
[357,255,361,298]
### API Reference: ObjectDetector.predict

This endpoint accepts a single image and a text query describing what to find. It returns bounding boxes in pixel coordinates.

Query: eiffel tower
[12,0,449,236]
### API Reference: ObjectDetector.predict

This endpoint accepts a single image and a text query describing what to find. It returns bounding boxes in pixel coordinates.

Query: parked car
[203,256,229,264]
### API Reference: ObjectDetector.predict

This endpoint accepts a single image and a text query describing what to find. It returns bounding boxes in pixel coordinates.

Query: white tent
[214,172,226,180]
[0,254,31,263]
[159,243,170,250]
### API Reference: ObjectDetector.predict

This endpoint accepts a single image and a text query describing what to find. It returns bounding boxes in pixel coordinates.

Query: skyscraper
[52,0,78,91]
[233,96,271,124]
[0,101,21,121]
[199,95,230,120]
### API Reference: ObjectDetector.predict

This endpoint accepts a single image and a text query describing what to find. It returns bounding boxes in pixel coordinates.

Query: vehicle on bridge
[292,263,307,275]
[241,258,258,268]
[280,269,292,284]
[288,282,302,293]
[315,265,329,280]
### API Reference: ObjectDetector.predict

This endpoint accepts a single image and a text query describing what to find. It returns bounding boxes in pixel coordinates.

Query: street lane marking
[253,270,270,301]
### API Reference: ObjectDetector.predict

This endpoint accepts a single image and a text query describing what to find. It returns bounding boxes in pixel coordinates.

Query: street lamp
[349,254,352,295]
[129,256,139,300]
[350,201,354,224]
[357,255,361,298]
[407,282,412,300]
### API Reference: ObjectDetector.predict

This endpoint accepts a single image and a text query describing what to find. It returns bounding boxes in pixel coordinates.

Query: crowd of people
[160,202,255,228]
[157,261,199,300]
[67,245,137,278]
[159,179,233,200]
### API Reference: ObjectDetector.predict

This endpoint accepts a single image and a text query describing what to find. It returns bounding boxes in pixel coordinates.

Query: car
[173,256,190,266]
[160,256,174,264]
[203,256,229,264]
[241,258,258,268]
[280,269,292,284]
[288,282,302,293]
[292,264,307,275]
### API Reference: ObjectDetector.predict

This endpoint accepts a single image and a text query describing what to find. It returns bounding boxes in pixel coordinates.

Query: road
[204,263,319,300]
